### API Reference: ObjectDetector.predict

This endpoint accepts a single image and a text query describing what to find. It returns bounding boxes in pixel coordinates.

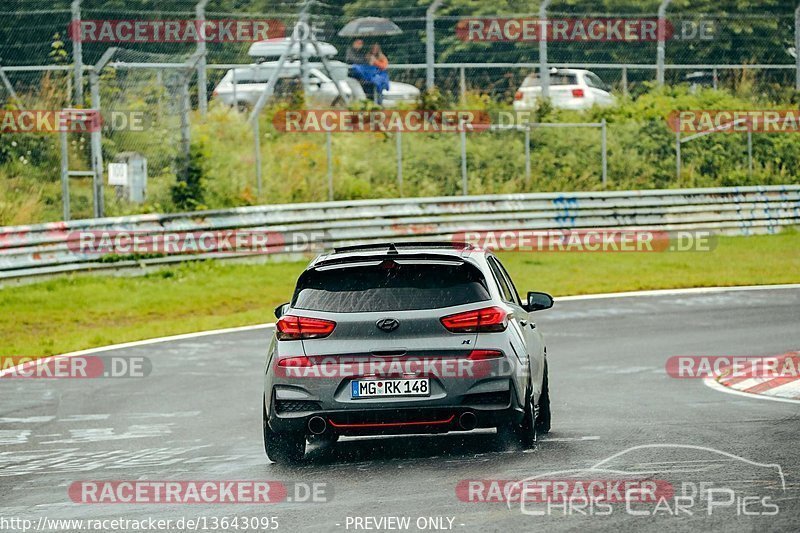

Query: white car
[212,38,420,109]
[513,68,615,111]
[213,63,364,109]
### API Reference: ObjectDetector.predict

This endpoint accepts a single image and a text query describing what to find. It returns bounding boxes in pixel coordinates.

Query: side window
[586,73,608,91]
[487,257,514,303]
[493,258,523,306]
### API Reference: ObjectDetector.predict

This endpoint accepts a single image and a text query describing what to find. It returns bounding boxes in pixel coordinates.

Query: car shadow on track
[275,430,546,469]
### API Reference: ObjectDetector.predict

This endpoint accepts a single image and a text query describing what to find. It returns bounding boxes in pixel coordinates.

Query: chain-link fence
[3,2,799,97]
[1,1,800,224]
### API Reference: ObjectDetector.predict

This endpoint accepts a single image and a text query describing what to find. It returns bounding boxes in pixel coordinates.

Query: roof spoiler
[332,241,475,254]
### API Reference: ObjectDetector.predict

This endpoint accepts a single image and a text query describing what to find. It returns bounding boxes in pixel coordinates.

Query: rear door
[290,257,491,357]
[583,71,614,106]
[485,256,530,373]
[490,256,546,390]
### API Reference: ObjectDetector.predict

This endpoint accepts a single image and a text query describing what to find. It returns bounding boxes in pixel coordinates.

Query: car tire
[516,386,537,447]
[263,403,305,465]
[498,386,536,449]
[534,362,551,434]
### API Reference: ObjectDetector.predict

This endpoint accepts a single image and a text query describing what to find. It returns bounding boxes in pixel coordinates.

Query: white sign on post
[108,163,128,186]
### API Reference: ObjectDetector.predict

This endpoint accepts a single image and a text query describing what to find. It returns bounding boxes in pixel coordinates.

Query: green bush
[2,83,800,225]
[171,141,207,211]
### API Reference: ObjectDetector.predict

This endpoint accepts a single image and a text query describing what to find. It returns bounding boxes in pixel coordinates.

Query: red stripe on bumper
[327,415,456,429]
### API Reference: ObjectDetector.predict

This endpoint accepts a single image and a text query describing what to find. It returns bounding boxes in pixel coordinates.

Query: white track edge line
[0,323,274,378]
[556,283,800,301]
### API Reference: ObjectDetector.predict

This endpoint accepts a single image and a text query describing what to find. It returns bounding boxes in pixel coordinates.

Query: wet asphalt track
[1,288,799,532]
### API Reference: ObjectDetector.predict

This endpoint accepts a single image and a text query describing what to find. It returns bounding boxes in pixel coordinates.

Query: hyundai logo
[376,318,400,332]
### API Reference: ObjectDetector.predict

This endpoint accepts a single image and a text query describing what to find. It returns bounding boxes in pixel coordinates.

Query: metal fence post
[657,0,673,86]
[156,69,164,115]
[747,130,753,176]
[539,0,551,98]
[60,131,70,221]
[196,0,209,115]
[88,48,115,218]
[426,0,443,91]
[459,66,466,103]
[621,66,628,96]
[232,69,238,107]
[601,119,608,187]
[71,0,83,105]
[676,129,681,180]
[89,76,103,217]
[396,131,403,196]
[524,124,531,183]
[795,3,800,90]
[460,119,468,195]
[326,132,334,201]
[253,118,262,197]
[180,79,191,180]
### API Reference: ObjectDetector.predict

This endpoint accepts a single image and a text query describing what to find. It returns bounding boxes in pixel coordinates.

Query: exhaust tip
[459,412,477,431]
[307,416,327,435]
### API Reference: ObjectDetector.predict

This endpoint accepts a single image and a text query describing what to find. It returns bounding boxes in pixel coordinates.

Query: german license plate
[351,379,430,398]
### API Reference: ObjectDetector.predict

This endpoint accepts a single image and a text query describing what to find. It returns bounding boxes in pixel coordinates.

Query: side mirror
[274,302,290,319]
[526,291,554,312]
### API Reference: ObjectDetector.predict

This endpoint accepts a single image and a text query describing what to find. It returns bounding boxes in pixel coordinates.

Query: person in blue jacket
[348,43,390,104]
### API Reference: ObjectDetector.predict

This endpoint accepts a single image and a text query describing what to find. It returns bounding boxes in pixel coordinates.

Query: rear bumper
[513,97,592,111]
[267,386,525,436]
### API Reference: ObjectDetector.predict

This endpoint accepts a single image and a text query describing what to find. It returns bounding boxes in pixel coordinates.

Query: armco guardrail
[1,185,798,281]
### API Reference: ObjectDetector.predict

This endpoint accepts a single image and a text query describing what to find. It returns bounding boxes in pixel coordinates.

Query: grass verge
[2,232,798,358]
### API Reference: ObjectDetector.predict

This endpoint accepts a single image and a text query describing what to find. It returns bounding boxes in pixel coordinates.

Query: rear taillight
[276,315,336,340]
[440,306,508,333]
[572,88,585,98]
[277,356,313,368]
[467,349,503,360]
[514,91,524,100]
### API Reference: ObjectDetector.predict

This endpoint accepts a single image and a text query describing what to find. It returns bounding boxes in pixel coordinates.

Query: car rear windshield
[521,73,577,87]
[292,261,491,312]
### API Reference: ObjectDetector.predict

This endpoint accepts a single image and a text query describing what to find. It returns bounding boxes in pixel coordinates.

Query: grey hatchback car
[262,242,554,464]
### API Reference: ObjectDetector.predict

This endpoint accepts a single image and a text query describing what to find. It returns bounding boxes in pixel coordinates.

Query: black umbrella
[338,17,402,37]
